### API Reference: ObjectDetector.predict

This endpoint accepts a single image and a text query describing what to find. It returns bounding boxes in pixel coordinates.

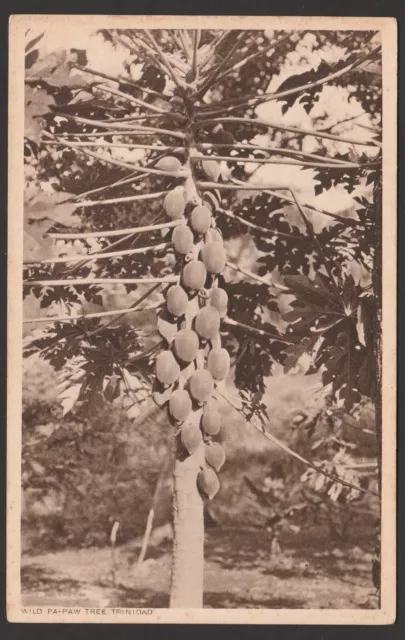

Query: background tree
[23,28,382,607]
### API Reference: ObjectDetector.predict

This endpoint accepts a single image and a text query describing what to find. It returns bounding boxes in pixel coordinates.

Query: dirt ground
[21,524,378,610]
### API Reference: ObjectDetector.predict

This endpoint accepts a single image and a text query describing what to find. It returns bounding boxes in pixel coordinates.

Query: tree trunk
[170,441,205,608]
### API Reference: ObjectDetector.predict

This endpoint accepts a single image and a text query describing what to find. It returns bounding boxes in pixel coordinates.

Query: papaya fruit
[173,329,199,363]
[207,348,230,381]
[155,155,182,172]
[190,205,212,235]
[201,401,221,436]
[195,306,220,341]
[182,260,207,291]
[201,242,227,274]
[202,159,221,182]
[166,285,188,317]
[171,225,194,255]
[169,389,192,422]
[197,467,220,499]
[209,288,228,317]
[206,227,223,244]
[181,424,203,455]
[189,369,214,403]
[205,442,226,472]
[155,350,180,386]
[164,186,186,220]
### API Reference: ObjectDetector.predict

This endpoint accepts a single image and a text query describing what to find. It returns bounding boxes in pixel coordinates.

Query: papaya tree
[23,28,382,607]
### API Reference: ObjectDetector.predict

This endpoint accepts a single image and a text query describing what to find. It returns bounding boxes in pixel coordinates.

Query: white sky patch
[28,28,133,77]
[110,147,146,163]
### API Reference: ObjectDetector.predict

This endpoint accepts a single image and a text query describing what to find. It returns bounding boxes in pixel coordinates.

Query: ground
[21,524,378,610]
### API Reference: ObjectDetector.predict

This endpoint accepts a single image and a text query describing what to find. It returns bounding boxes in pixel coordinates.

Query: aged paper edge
[7,14,397,625]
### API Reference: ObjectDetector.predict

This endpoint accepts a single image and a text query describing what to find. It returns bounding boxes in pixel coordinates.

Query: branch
[174,30,191,60]
[190,29,200,83]
[196,142,358,166]
[73,63,174,106]
[196,31,249,99]
[24,277,178,287]
[45,141,184,154]
[191,154,374,170]
[317,112,367,133]
[24,242,171,266]
[198,180,360,226]
[212,32,293,86]
[86,283,164,336]
[223,317,292,343]
[62,211,165,277]
[44,133,189,178]
[48,219,182,240]
[195,116,382,148]
[48,129,140,139]
[288,189,341,297]
[115,34,174,85]
[66,171,139,202]
[225,261,288,291]
[94,82,183,120]
[220,209,302,241]
[143,30,188,96]
[63,147,184,204]
[219,392,378,498]
[97,114,169,123]
[199,30,230,72]
[199,45,382,117]
[23,302,161,325]
[60,190,169,210]
[47,113,186,140]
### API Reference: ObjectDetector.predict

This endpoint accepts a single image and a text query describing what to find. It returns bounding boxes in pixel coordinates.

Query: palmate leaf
[314,331,363,410]
[25,85,56,144]
[282,272,344,335]
[281,335,319,373]
[26,47,89,89]
[221,279,285,394]
[24,189,80,262]
[25,320,152,416]
[281,274,370,408]
[275,60,333,115]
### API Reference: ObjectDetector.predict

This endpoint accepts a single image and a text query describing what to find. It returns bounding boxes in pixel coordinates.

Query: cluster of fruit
[153,159,230,500]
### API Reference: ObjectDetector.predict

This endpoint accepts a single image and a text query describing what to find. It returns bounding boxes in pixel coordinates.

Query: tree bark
[169,441,205,608]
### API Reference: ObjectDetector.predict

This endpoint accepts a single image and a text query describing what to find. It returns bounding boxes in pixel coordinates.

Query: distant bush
[22,358,172,551]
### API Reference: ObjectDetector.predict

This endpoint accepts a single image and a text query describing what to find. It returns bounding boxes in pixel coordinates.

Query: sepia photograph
[7,15,396,624]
